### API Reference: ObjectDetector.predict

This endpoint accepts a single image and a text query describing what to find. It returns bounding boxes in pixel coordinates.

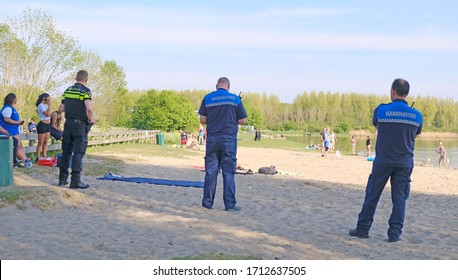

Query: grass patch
[84,155,125,177]
[87,142,205,159]
[0,188,57,210]
[85,133,312,159]
[17,150,125,178]
[237,132,308,150]
[14,163,56,178]
[0,189,24,204]
[172,252,262,260]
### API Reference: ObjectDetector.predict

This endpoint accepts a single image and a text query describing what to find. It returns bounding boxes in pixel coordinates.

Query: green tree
[1,8,81,119]
[179,89,208,110]
[90,60,129,127]
[244,102,264,129]
[132,90,198,131]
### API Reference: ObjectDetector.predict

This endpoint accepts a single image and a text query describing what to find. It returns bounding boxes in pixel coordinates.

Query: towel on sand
[97,173,204,188]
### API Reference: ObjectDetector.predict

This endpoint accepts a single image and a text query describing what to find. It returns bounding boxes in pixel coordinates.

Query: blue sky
[1,0,457,103]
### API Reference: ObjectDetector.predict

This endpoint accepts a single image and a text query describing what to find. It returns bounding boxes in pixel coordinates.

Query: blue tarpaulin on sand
[97,173,204,188]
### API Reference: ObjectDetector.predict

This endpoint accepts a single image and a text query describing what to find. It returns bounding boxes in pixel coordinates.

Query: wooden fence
[21,130,161,155]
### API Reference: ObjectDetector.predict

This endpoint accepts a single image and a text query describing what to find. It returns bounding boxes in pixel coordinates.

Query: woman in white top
[35,93,52,160]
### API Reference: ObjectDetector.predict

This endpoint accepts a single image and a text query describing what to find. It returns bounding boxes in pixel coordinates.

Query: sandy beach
[1,145,457,260]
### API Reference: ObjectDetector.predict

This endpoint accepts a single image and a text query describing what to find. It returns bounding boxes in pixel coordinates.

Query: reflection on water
[288,134,458,168]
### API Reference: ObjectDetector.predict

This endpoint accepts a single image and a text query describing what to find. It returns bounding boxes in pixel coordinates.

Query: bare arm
[3,117,24,125]
[238,118,247,125]
[42,101,51,117]
[84,99,97,124]
[0,126,8,135]
[58,103,65,113]
[50,112,60,130]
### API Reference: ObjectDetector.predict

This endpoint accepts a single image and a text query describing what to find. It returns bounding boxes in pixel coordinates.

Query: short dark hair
[392,78,410,97]
[3,93,16,105]
[217,77,230,86]
[76,70,89,82]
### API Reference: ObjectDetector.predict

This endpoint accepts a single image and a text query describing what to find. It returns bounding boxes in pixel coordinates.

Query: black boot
[58,172,69,186]
[69,181,89,189]
[58,180,68,186]
[70,173,89,189]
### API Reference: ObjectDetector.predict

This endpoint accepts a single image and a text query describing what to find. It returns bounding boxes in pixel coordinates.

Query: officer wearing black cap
[58,70,97,189]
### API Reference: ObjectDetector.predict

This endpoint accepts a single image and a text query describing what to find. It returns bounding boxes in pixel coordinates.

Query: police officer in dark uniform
[58,70,96,189]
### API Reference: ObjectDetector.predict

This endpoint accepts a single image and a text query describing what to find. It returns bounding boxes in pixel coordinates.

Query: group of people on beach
[0,93,64,168]
[1,70,96,189]
[0,75,451,243]
[320,128,376,160]
[351,134,447,167]
[319,127,337,157]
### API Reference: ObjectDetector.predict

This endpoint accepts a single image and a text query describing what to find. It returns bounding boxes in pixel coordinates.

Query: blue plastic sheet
[97,173,204,188]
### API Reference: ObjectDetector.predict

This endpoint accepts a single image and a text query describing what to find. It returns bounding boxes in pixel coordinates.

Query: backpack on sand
[258,165,278,175]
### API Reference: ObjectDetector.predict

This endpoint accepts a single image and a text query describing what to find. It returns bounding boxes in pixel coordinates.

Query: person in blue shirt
[0,93,33,168]
[198,77,247,212]
[28,117,37,133]
[349,78,422,243]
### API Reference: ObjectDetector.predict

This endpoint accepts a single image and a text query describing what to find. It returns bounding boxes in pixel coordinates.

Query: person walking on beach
[329,130,337,151]
[35,93,52,161]
[351,136,356,155]
[58,70,97,189]
[437,141,447,167]
[349,78,423,242]
[198,77,247,211]
[365,136,372,157]
[320,127,329,157]
[198,124,205,145]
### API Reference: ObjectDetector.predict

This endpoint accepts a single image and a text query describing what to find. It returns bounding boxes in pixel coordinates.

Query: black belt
[67,118,86,124]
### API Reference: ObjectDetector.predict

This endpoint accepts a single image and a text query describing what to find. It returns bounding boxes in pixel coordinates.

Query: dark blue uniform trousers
[202,138,237,210]
[356,164,412,239]
[59,119,88,184]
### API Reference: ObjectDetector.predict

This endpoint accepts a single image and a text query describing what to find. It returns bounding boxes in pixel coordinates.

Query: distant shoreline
[417,131,458,139]
[349,129,458,139]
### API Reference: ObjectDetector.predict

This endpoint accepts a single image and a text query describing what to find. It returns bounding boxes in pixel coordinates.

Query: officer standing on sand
[199,77,247,211]
[349,78,423,242]
[58,70,97,189]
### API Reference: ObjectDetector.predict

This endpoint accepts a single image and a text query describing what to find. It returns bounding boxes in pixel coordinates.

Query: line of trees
[2,9,457,134]
[133,89,458,134]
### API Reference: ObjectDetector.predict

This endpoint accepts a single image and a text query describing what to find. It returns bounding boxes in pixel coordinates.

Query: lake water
[288,135,458,169]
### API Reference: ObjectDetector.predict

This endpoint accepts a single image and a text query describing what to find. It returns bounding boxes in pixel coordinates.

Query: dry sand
[1,146,457,260]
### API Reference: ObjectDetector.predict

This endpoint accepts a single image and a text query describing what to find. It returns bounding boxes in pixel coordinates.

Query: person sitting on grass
[186,134,201,150]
